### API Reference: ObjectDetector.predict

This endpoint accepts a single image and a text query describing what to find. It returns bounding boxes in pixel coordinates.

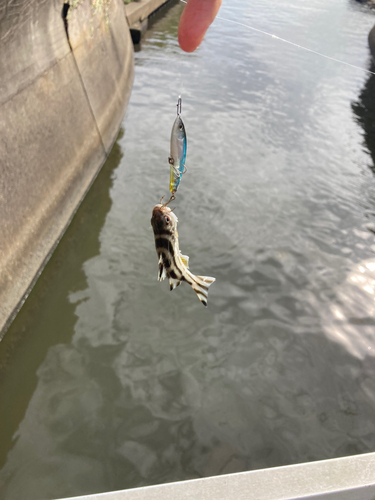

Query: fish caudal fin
[191,274,216,307]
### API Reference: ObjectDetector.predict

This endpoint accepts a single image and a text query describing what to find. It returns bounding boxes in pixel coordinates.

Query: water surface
[1,0,375,498]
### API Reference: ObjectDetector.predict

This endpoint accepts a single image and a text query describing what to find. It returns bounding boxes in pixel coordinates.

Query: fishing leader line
[179,0,375,77]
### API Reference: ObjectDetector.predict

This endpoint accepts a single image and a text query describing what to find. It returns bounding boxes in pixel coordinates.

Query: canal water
[1,0,375,498]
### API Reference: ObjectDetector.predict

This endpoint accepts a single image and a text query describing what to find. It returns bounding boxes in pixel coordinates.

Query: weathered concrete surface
[69,0,134,151]
[0,0,134,337]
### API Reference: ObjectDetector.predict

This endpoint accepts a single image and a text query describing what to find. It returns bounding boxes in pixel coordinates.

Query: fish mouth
[151,204,177,231]
[152,204,171,220]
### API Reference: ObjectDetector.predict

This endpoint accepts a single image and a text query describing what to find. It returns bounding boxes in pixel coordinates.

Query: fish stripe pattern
[151,204,215,306]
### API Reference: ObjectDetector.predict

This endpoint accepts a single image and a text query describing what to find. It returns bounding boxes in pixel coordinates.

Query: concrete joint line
[62,2,72,50]
[61,1,107,156]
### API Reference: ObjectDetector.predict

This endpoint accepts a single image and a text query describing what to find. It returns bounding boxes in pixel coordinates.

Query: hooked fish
[169,97,187,195]
[151,203,215,306]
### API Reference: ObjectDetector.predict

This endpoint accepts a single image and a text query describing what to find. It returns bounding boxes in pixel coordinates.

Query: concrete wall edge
[0,0,134,339]
[1,135,116,337]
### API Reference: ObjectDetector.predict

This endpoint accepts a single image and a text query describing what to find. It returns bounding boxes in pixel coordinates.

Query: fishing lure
[151,203,215,306]
[169,97,187,197]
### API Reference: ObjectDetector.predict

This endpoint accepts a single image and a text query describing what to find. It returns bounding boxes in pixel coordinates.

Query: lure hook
[163,194,176,207]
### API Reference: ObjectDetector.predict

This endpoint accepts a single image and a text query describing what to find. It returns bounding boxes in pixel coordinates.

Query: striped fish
[151,204,215,306]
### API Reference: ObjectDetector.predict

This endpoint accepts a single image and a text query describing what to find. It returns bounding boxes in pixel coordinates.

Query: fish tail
[186,271,216,307]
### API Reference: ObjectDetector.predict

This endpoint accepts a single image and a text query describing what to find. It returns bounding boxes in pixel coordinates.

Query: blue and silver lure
[168,97,187,196]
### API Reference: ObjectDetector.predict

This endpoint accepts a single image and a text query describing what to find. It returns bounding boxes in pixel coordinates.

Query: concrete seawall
[0,0,134,337]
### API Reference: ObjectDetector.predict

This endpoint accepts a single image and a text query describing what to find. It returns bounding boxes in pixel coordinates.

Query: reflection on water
[1,1,375,499]
[323,259,375,357]
[0,129,124,470]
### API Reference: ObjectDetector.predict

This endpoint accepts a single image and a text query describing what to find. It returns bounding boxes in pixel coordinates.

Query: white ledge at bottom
[57,452,375,500]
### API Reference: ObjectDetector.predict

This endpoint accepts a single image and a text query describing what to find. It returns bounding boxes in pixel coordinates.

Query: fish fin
[197,276,216,286]
[169,278,181,291]
[158,255,166,281]
[189,273,216,307]
[180,253,189,268]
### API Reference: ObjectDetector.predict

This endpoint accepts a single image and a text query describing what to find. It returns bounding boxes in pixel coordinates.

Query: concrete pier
[0,0,134,338]
[125,0,173,42]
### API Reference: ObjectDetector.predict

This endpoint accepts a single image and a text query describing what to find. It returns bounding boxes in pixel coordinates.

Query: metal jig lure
[168,96,187,196]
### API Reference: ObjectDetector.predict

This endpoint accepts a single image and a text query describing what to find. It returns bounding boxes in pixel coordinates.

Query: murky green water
[1,0,375,498]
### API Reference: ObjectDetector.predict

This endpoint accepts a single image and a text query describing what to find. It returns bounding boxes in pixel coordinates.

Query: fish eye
[179,124,183,130]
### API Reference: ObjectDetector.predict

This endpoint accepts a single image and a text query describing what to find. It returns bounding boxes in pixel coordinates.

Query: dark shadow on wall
[0,128,124,469]
[353,0,375,6]
[352,62,375,174]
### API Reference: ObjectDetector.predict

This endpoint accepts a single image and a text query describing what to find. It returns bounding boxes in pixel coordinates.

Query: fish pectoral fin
[158,264,166,281]
[180,253,189,268]
[169,278,181,291]
[158,256,167,281]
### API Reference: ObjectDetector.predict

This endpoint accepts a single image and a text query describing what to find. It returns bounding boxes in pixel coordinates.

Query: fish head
[151,204,178,234]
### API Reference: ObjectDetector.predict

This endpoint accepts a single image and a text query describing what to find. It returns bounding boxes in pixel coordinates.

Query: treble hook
[177,96,182,116]
[163,194,176,206]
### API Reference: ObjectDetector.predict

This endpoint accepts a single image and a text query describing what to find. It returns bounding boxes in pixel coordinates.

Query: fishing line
[180,0,375,76]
